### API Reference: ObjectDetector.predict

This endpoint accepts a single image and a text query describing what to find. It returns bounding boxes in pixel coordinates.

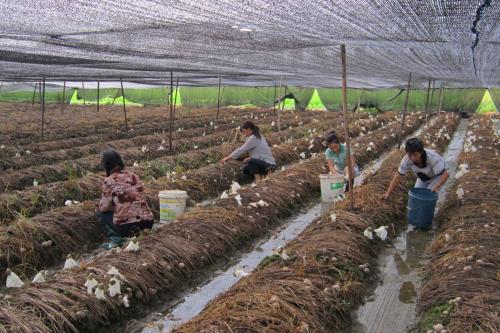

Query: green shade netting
[72,87,181,106]
[306,89,327,111]
[475,90,498,113]
[0,88,74,103]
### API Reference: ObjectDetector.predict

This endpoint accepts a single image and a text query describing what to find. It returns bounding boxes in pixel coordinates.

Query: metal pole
[173,77,179,123]
[120,78,128,131]
[277,76,283,130]
[38,81,42,106]
[424,77,432,122]
[97,81,100,113]
[41,77,46,140]
[169,72,174,152]
[340,44,354,210]
[279,85,287,132]
[397,72,412,149]
[216,76,222,122]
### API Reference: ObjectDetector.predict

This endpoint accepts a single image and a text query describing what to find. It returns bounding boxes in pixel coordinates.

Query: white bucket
[319,174,345,202]
[159,190,188,223]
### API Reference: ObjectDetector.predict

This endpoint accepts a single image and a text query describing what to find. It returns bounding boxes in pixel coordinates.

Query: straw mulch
[417,114,500,333]
[173,114,458,333]
[0,111,344,194]
[0,112,346,224]
[0,113,406,332]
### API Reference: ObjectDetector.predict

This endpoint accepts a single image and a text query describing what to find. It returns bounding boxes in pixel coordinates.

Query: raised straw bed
[415,114,499,333]
[0,113,424,332]
[172,114,459,333]
[0,112,398,282]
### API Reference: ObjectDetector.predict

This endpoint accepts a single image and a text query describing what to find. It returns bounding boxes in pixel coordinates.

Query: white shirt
[398,149,446,180]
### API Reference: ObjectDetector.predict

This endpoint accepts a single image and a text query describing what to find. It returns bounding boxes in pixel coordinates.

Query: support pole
[97,81,100,113]
[340,44,354,210]
[273,82,277,112]
[277,76,283,130]
[437,86,444,114]
[82,82,86,106]
[31,82,38,107]
[397,72,412,149]
[424,77,432,122]
[112,88,120,105]
[169,72,174,152]
[429,79,436,115]
[60,81,66,114]
[216,76,222,122]
[38,81,42,106]
[120,78,128,131]
[279,85,287,132]
[40,77,46,140]
[173,77,179,124]
[356,88,363,113]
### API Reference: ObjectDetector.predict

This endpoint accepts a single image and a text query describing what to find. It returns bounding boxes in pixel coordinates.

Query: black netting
[0,1,499,88]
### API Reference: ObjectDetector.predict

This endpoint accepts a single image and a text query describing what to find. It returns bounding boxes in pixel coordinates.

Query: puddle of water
[352,118,469,333]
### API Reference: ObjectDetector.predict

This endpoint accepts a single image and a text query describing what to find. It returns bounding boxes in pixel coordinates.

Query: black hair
[101,148,125,176]
[326,131,340,145]
[405,138,424,153]
[240,121,261,139]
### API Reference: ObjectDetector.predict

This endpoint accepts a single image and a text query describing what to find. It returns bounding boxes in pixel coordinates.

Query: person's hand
[380,192,390,201]
[220,157,228,165]
[243,157,251,163]
[431,186,440,193]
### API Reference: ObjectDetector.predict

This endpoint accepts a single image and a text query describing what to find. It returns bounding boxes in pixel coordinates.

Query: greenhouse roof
[0,1,498,88]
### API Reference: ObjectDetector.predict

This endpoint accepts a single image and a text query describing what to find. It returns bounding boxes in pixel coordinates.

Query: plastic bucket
[319,174,345,202]
[159,190,188,223]
[407,188,438,228]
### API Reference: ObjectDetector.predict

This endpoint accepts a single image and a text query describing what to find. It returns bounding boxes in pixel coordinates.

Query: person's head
[326,132,340,152]
[240,121,261,139]
[405,138,424,163]
[101,148,125,176]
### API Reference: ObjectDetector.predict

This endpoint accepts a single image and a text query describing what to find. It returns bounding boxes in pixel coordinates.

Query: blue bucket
[407,188,438,229]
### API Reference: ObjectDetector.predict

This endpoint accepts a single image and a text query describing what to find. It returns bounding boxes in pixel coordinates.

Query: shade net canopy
[0,0,499,88]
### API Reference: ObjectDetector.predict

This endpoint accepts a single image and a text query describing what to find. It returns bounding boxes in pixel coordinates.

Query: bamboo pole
[82,82,86,106]
[437,86,444,114]
[216,76,222,122]
[424,77,432,122]
[40,77,46,140]
[96,81,100,113]
[173,77,179,124]
[429,79,436,115]
[340,44,354,210]
[31,82,38,107]
[397,72,412,149]
[169,72,174,152]
[120,78,128,131]
[279,85,287,132]
[112,88,120,105]
[60,81,66,114]
[273,82,277,112]
[38,81,42,106]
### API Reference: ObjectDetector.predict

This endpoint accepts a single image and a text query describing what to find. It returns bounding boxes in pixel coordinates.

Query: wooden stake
[82,82,86,106]
[273,82,277,112]
[38,81,42,106]
[437,86,444,114]
[397,72,412,149]
[31,82,38,107]
[424,77,432,122]
[60,81,66,114]
[216,76,222,122]
[279,85,287,132]
[120,78,128,131]
[429,79,436,115]
[169,72,174,152]
[340,44,354,210]
[40,77,46,140]
[356,88,363,113]
[97,81,100,113]
[112,88,120,105]
[173,77,179,123]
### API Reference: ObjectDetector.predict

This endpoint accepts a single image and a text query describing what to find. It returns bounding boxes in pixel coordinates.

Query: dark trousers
[242,158,276,176]
[96,210,153,238]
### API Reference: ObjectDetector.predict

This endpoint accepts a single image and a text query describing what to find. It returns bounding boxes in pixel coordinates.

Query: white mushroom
[374,226,388,241]
[63,254,78,269]
[363,227,374,240]
[84,274,98,294]
[32,270,46,283]
[6,269,24,289]
[125,239,140,252]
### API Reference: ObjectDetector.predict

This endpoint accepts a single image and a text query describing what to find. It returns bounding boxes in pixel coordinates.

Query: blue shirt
[325,144,352,170]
